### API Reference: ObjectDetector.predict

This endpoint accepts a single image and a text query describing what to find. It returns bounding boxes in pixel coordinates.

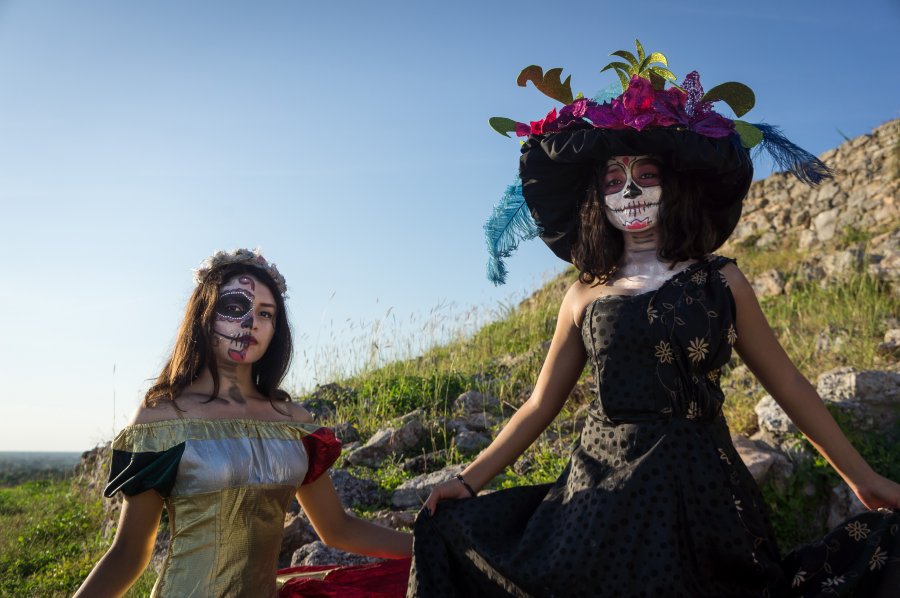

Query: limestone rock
[751,270,784,297]
[453,390,501,414]
[333,422,360,444]
[401,449,449,474]
[816,367,900,434]
[369,509,418,530]
[392,464,465,509]
[755,395,797,440]
[345,413,427,468]
[291,540,383,567]
[280,512,318,568]
[330,469,384,508]
[876,329,900,358]
[453,430,492,455]
[826,483,868,529]
[732,435,793,487]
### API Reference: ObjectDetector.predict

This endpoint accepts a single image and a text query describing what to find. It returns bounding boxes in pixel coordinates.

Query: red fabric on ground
[278,557,411,598]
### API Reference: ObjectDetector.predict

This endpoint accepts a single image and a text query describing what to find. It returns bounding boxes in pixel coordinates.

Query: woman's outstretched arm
[297,474,413,558]
[422,283,589,513]
[723,263,900,509]
[73,490,164,598]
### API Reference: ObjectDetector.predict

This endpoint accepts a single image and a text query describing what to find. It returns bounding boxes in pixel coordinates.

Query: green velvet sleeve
[104,443,185,498]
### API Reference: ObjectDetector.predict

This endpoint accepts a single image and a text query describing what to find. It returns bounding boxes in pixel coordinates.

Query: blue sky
[1,0,897,451]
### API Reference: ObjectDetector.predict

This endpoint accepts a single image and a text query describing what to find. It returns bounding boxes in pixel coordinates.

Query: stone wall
[728,119,898,250]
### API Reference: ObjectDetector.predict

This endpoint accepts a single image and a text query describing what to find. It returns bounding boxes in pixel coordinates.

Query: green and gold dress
[105,418,340,597]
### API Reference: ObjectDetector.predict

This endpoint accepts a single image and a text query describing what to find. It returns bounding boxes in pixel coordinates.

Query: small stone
[826,483,867,529]
[392,464,465,509]
[291,541,383,567]
[812,207,840,241]
[755,395,797,437]
[333,422,360,444]
[453,391,501,414]
[453,430,492,455]
[751,270,784,297]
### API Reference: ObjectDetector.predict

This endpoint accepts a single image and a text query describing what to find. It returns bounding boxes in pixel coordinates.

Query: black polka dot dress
[408,256,899,597]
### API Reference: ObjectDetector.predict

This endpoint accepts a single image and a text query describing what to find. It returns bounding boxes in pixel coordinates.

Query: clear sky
[1,1,897,451]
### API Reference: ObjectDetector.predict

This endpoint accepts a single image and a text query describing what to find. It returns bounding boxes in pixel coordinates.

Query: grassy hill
[2,122,897,596]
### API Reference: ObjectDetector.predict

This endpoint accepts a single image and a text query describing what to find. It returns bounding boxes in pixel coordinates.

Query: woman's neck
[192,363,260,405]
[611,228,690,290]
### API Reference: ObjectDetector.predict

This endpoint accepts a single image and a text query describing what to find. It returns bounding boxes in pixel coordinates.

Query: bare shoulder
[718,262,755,301]
[128,401,180,425]
[284,401,314,424]
[564,278,601,329]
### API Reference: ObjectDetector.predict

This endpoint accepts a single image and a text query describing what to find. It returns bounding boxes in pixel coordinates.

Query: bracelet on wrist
[455,473,477,498]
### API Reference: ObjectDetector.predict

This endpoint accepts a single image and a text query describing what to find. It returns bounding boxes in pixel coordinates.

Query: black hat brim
[520,126,753,262]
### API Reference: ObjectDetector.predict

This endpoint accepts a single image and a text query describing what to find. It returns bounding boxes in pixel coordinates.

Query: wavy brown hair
[571,160,717,284]
[145,263,293,409]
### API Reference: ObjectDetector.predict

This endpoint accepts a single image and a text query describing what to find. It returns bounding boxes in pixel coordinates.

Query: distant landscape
[0,452,82,487]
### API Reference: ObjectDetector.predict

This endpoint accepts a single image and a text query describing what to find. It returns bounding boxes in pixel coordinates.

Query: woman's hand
[422,477,474,515]
[851,474,900,510]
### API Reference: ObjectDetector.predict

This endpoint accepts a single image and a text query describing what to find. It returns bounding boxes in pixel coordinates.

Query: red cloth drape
[278,558,411,598]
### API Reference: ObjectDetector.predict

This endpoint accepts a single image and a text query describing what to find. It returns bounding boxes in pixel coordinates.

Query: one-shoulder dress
[408,256,899,597]
[105,418,340,597]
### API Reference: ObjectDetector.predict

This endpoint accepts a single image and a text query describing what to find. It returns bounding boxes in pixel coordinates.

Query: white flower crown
[193,248,288,296]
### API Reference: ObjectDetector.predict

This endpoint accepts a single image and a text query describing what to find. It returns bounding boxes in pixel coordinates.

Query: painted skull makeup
[212,275,275,363]
[602,155,662,232]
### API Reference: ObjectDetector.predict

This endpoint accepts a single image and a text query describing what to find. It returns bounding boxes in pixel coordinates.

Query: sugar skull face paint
[211,274,276,364]
[602,155,662,232]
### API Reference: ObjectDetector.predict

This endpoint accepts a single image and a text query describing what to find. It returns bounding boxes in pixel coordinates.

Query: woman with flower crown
[408,44,900,597]
[75,249,412,598]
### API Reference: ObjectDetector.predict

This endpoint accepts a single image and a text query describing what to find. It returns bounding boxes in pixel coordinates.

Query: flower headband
[193,248,288,296]
[483,39,832,284]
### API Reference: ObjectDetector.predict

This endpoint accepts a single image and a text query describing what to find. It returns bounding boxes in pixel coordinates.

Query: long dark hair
[571,160,717,284]
[145,263,293,409]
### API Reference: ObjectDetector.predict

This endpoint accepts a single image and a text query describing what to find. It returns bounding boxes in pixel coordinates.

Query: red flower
[529,107,558,135]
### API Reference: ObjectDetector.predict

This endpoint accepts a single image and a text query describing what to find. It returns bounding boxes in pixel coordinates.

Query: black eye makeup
[215,289,254,321]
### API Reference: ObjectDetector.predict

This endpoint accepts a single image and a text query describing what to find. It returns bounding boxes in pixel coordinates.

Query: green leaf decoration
[701,82,755,117]
[611,68,630,91]
[733,120,763,148]
[603,41,673,92]
[517,65,574,105]
[488,117,519,138]
[610,50,639,68]
[600,61,635,75]
[648,66,677,81]
[645,52,667,67]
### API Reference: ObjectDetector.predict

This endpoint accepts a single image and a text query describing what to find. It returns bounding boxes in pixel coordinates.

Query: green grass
[0,480,157,597]
[5,241,896,594]
[298,244,897,554]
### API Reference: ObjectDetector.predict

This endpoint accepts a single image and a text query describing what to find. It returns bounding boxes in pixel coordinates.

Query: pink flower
[529,107,557,135]
[652,86,688,127]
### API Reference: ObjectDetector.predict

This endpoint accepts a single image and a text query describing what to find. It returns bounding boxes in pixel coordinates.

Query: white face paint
[602,155,662,232]
[211,274,276,364]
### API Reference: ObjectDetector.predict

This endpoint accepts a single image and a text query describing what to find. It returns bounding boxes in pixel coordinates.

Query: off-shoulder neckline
[122,418,318,430]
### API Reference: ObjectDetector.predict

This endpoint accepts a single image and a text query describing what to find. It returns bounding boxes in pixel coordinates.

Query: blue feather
[592,82,621,105]
[484,176,541,285]
[753,123,833,186]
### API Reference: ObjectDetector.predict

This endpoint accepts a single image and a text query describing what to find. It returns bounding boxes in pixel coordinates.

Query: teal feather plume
[484,176,541,285]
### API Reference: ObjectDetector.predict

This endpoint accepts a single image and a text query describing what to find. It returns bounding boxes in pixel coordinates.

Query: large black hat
[484,41,831,284]
[519,126,753,263]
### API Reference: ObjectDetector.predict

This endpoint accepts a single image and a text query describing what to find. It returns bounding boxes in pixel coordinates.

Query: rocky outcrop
[724,119,899,293]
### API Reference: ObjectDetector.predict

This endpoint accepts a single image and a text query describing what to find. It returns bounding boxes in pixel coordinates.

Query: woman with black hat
[408,48,900,597]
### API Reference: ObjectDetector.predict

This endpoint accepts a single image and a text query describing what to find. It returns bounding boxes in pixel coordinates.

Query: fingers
[421,480,472,516]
